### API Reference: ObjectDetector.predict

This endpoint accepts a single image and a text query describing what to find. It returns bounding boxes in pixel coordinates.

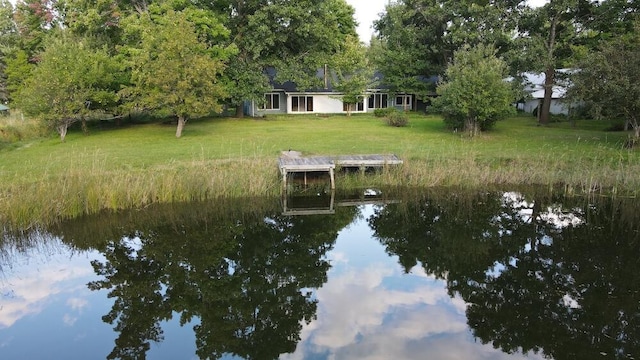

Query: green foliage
[568,24,640,140]
[0,111,47,147]
[59,0,123,50]
[515,0,591,124]
[198,0,358,114]
[383,110,409,127]
[13,0,59,57]
[373,108,394,117]
[330,35,374,116]
[372,0,523,98]
[434,45,516,136]
[4,50,32,101]
[119,10,232,137]
[0,0,18,102]
[16,33,119,141]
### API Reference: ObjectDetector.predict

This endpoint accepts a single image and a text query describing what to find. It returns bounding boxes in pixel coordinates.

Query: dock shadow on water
[1,189,639,359]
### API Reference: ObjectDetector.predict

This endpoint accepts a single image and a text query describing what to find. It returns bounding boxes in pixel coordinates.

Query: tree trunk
[539,67,554,125]
[176,116,186,138]
[465,117,479,137]
[81,117,88,135]
[235,104,244,118]
[540,12,558,126]
[58,124,68,142]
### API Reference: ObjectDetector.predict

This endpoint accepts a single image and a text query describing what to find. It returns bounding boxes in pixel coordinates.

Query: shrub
[373,108,395,117]
[384,110,409,127]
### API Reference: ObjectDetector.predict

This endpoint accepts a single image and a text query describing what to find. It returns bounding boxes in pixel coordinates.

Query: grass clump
[0,111,48,148]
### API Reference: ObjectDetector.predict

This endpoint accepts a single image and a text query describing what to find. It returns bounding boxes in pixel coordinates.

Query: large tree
[4,0,60,102]
[119,10,231,138]
[330,35,374,116]
[433,44,515,137]
[12,0,58,57]
[372,0,525,102]
[567,27,640,142]
[516,0,593,125]
[199,0,358,117]
[16,33,119,141]
[0,0,17,102]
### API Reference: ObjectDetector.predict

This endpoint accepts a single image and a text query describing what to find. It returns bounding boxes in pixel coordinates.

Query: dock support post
[282,169,288,190]
[329,168,335,189]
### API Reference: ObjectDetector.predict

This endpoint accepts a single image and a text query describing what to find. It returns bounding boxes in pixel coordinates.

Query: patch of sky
[0,273,113,360]
[147,313,200,360]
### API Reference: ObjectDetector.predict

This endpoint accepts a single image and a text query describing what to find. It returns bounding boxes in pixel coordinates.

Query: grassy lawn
[1,112,638,228]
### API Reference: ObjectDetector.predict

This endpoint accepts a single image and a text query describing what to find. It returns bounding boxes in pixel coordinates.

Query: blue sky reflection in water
[1,190,638,359]
[0,236,199,360]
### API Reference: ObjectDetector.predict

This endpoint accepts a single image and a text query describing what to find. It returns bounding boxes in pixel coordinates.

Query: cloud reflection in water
[284,206,546,360]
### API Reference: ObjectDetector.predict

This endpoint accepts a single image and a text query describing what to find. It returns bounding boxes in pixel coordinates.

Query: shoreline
[1,156,637,230]
[1,114,638,229]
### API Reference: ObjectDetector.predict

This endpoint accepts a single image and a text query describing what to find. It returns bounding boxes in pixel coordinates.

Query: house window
[395,95,412,109]
[343,99,364,112]
[368,93,388,109]
[291,96,314,112]
[262,93,280,110]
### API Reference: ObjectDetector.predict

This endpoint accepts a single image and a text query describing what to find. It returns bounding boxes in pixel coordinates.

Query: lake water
[1,189,638,360]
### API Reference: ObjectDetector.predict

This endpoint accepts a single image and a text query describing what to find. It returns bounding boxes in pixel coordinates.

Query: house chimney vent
[324,64,328,90]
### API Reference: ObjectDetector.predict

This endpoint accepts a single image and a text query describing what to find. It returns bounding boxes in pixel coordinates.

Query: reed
[0,110,48,148]
[0,158,283,228]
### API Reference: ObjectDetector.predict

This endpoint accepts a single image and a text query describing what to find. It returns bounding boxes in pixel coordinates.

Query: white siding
[522,99,569,115]
[287,94,366,114]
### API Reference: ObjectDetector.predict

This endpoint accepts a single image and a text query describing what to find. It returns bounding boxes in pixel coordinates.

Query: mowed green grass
[0,112,637,228]
[1,113,631,172]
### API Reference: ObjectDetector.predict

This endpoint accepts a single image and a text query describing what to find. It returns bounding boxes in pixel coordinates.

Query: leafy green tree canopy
[330,35,374,116]
[434,44,515,136]
[0,0,18,102]
[372,0,525,99]
[119,10,233,138]
[16,33,119,141]
[200,0,358,117]
[567,24,640,142]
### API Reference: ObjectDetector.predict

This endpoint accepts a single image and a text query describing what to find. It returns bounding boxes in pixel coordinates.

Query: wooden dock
[278,151,403,189]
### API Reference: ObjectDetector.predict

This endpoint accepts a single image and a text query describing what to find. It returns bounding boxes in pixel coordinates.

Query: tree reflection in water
[368,191,640,360]
[53,198,357,360]
[26,190,639,359]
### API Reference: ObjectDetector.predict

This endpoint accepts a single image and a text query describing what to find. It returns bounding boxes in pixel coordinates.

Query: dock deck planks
[279,153,403,189]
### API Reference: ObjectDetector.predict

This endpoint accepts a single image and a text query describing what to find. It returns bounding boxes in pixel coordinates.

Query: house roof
[266,67,437,94]
[0,104,9,111]
[521,69,573,99]
[266,67,335,93]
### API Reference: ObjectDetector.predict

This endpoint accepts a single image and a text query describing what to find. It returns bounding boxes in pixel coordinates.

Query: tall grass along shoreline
[1,113,638,229]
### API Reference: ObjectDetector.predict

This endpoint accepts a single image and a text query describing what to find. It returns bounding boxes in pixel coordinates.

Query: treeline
[371,0,640,138]
[0,0,361,139]
[0,0,638,140]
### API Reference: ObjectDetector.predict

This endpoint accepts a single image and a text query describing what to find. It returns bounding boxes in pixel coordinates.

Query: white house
[244,69,425,117]
[518,70,573,115]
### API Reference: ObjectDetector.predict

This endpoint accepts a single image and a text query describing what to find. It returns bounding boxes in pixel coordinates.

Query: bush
[373,108,395,117]
[442,112,498,132]
[384,110,409,127]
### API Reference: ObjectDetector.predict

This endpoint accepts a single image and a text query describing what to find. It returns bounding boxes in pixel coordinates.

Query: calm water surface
[1,190,638,359]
